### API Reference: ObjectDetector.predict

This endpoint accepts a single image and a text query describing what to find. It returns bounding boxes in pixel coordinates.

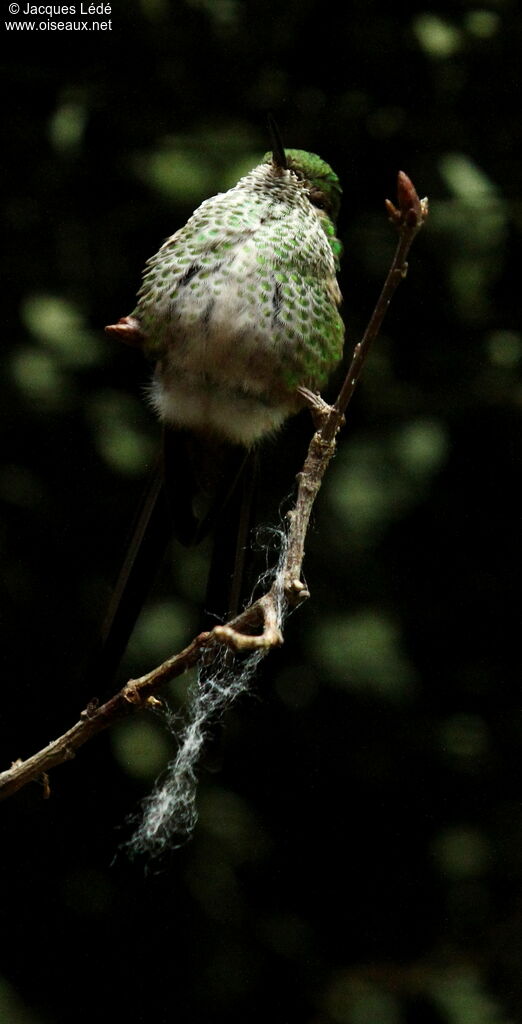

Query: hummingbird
[101,138,345,674]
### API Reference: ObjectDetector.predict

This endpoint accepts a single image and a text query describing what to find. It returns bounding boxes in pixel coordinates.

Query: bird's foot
[297,386,340,430]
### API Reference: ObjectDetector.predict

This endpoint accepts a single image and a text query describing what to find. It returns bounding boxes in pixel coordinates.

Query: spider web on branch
[124,526,289,859]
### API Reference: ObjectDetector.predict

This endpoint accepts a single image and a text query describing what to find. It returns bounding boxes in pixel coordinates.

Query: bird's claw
[297,386,338,429]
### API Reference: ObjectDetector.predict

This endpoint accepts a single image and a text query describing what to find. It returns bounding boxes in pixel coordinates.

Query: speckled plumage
[129,150,344,446]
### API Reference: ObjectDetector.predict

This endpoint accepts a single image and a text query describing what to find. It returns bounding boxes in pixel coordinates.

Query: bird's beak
[268,114,287,171]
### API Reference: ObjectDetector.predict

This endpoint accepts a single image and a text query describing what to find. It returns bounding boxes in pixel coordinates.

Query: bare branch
[0,172,428,804]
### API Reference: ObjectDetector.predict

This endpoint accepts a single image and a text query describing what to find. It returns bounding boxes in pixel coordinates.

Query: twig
[0,172,427,803]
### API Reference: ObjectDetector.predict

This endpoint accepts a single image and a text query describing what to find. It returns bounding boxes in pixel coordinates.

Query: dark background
[1,1,522,1021]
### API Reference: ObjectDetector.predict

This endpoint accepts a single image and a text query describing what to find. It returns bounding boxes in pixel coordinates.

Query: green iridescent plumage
[117,148,345,446]
[263,148,343,224]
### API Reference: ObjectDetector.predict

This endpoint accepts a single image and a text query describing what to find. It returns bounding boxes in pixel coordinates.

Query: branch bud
[386,171,429,232]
